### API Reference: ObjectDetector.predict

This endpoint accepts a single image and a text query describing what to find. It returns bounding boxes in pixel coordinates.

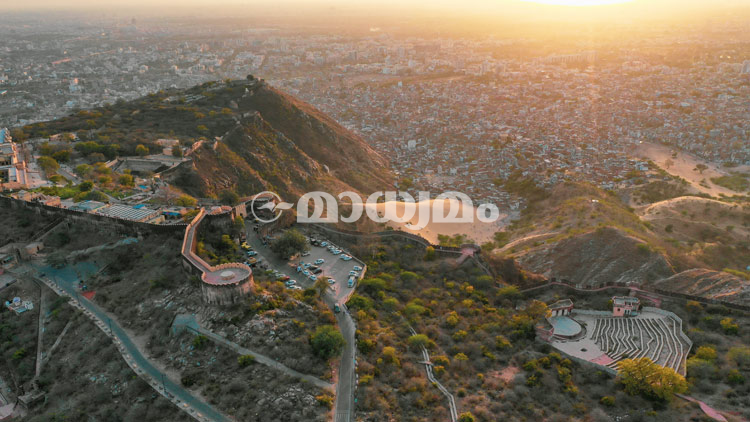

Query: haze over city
[0,1,749,422]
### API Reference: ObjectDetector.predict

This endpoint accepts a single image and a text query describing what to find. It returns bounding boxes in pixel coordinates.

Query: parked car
[314,258,325,265]
[334,304,341,313]
[247,251,258,257]
[302,251,311,257]
[309,274,318,281]
[280,275,291,281]
[347,276,355,288]
[320,241,328,247]
[302,270,311,277]
[327,278,336,284]
[285,280,296,287]
[313,268,323,275]
[340,255,352,261]
[349,270,359,277]
[303,263,312,269]
[353,266,362,271]
[289,285,302,290]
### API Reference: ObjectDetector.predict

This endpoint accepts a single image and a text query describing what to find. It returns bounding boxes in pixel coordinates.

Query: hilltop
[18,76,393,199]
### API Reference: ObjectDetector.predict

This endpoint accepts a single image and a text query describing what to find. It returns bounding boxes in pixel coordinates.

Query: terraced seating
[590,315,688,374]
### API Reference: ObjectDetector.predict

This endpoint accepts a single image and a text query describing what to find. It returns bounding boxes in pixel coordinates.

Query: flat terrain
[634,142,748,197]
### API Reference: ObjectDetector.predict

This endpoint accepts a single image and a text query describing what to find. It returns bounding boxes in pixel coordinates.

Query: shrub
[600,396,615,406]
[192,335,209,350]
[727,370,745,385]
[408,334,434,350]
[237,355,255,367]
[617,358,687,401]
[382,346,400,366]
[310,325,345,360]
[694,345,717,361]
[728,347,750,368]
[720,318,739,335]
[316,394,334,409]
[685,300,703,314]
[12,348,27,360]
[458,412,475,422]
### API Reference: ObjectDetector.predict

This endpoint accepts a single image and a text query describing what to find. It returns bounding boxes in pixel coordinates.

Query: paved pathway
[247,226,359,422]
[408,326,457,422]
[173,315,333,390]
[28,265,230,422]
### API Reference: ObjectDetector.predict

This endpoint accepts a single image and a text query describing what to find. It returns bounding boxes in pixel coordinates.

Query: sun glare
[521,0,634,6]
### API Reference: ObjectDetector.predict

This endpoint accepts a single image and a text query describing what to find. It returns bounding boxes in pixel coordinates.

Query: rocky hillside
[515,227,675,286]
[490,181,749,298]
[647,268,750,305]
[20,76,393,199]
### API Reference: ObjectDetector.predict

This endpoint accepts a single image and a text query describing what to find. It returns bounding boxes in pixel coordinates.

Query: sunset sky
[5,0,748,25]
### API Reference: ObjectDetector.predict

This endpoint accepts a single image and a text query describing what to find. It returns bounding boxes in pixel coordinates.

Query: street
[29,262,229,422]
[245,225,362,422]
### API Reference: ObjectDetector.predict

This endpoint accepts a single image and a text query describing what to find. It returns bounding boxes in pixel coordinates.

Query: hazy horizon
[5,0,749,22]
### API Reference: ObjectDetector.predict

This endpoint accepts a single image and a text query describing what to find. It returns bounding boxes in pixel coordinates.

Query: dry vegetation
[340,236,733,422]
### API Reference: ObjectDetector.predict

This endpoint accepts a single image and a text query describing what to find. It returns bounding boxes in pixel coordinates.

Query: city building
[0,127,28,190]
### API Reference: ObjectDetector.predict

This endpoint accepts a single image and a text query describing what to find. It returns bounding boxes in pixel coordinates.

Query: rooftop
[97,204,159,222]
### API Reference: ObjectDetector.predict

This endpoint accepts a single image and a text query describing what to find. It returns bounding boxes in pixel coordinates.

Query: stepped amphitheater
[545,302,692,375]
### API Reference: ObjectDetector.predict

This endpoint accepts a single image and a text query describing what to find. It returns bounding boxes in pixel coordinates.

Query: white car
[340,255,352,261]
[309,274,318,281]
[327,278,336,284]
[314,259,325,265]
[302,251,310,257]
[353,266,362,271]
[302,270,311,277]
[349,270,359,277]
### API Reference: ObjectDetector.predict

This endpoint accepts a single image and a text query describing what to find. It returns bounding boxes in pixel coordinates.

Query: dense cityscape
[2,13,749,204]
[1,3,750,422]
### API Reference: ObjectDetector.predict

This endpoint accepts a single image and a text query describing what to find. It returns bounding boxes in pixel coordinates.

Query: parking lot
[244,227,364,307]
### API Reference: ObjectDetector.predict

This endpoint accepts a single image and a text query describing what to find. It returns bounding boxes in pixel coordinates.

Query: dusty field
[639,196,750,243]
[634,142,748,197]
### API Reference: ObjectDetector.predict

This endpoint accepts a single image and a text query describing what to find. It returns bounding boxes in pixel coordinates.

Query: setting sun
[521,0,633,5]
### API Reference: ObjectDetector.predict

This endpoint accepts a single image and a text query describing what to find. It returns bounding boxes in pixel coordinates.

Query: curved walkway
[172,316,333,390]
[33,272,230,422]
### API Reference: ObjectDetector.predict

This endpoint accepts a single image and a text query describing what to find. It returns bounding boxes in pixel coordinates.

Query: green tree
[175,194,198,207]
[118,173,134,186]
[310,325,345,360]
[720,318,739,335]
[237,355,255,367]
[74,164,92,178]
[52,150,71,163]
[135,144,149,156]
[78,181,94,192]
[408,334,434,350]
[37,156,59,174]
[219,189,240,205]
[458,412,475,422]
[270,229,308,259]
[617,357,688,401]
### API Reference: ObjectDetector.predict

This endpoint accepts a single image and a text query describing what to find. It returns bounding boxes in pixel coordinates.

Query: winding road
[29,265,230,422]
[246,226,359,422]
